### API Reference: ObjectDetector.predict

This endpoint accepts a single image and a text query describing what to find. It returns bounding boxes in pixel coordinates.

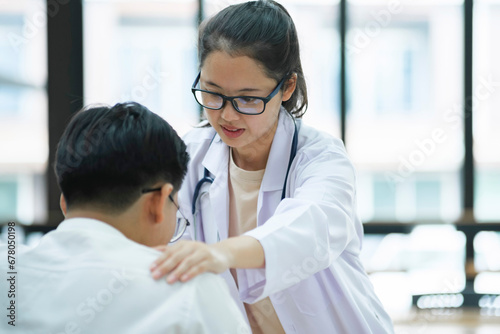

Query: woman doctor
[151,1,393,333]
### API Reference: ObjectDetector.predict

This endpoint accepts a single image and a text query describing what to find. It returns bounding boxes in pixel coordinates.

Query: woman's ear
[60,194,67,217]
[282,73,297,102]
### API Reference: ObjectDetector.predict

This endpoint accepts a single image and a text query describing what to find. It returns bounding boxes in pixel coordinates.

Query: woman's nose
[220,100,240,122]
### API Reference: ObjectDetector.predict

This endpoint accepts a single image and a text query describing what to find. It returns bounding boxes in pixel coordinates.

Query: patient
[0,102,249,333]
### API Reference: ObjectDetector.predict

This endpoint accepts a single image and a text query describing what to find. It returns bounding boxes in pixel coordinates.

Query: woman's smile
[220,124,245,138]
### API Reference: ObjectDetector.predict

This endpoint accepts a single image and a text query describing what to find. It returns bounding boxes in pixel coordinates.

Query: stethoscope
[191,117,299,241]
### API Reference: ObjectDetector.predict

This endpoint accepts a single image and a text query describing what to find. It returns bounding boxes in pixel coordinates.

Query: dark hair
[54,102,189,213]
[198,0,308,117]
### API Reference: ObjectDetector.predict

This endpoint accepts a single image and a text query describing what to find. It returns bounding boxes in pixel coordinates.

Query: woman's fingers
[150,241,231,284]
[166,250,209,283]
[151,243,179,270]
[150,241,192,279]
[170,246,230,282]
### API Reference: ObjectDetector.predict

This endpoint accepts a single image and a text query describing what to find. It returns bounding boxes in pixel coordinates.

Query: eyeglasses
[191,72,288,115]
[141,187,190,243]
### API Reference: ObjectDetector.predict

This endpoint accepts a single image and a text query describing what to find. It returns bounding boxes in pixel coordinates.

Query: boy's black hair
[54,102,189,213]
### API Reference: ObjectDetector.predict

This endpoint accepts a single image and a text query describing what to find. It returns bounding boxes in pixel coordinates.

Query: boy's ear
[149,183,174,224]
[60,194,67,217]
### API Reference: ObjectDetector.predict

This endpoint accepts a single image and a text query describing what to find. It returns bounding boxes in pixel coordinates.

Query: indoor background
[0,0,499,332]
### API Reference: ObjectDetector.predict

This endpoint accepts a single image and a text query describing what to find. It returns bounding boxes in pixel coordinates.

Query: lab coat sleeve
[240,148,360,303]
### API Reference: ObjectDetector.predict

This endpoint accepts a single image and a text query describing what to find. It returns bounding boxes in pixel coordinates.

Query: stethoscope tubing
[191,169,214,215]
[191,117,299,233]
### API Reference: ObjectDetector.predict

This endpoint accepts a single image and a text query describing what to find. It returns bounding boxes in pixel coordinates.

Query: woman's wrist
[216,236,265,269]
[210,242,234,269]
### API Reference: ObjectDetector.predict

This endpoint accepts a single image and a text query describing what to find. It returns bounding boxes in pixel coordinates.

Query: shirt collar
[57,217,128,239]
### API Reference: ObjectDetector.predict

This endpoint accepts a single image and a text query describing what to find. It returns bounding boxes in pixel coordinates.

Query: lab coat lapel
[258,109,296,225]
[202,134,230,241]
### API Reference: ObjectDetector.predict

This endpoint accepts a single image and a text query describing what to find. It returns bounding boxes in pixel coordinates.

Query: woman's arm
[152,130,359,300]
[151,235,264,283]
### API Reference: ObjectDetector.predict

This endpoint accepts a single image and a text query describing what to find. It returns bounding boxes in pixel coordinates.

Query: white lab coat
[178,108,394,333]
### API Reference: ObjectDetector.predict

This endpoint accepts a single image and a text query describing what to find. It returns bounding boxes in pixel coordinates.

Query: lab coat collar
[262,108,296,192]
[201,130,228,178]
[201,132,230,241]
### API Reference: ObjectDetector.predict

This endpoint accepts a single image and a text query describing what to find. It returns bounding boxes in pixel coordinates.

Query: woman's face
[199,51,295,161]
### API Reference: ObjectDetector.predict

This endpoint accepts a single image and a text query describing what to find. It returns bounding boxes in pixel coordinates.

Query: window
[347,0,464,223]
[415,179,441,218]
[474,0,500,222]
[0,179,17,221]
[373,177,396,219]
[84,0,199,136]
[0,0,48,225]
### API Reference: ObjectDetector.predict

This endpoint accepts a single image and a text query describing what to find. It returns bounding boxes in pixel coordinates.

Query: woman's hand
[150,240,233,284]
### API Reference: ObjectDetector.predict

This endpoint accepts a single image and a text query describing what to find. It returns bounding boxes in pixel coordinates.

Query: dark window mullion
[463,0,474,221]
[46,0,84,225]
[462,0,477,300]
[197,0,203,27]
[340,0,347,144]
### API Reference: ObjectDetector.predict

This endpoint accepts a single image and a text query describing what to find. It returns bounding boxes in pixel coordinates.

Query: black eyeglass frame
[141,187,190,243]
[191,72,289,115]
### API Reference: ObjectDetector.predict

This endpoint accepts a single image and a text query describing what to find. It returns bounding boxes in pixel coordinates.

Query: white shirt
[179,108,394,333]
[0,218,249,334]
[228,150,285,334]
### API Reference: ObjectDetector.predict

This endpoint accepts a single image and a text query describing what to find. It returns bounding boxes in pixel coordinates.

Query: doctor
[151,1,394,333]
